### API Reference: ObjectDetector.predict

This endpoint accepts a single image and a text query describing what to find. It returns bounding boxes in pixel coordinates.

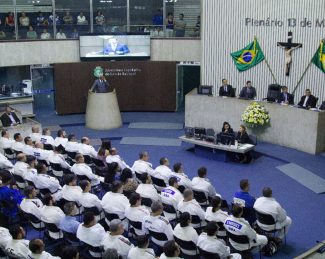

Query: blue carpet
[277,163,325,194]
[32,108,325,259]
[120,137,182,146]
[128,122,183,130]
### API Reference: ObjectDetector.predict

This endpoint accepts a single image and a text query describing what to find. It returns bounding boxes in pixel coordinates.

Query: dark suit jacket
[298,95,317,108]
[236,131,251,144]
[1,112,21,127]
[91,79,109,93]
[239,86,256,99]
[277,92,294,105]
[219,85,234,97]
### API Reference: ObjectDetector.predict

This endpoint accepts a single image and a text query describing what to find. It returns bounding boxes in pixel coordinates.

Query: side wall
[201,0,325,103]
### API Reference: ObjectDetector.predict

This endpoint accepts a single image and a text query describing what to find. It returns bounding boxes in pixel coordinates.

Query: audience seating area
[0,125,292,259]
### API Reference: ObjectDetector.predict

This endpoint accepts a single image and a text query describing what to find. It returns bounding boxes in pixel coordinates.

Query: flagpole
[292,40,323,95]
[254,36,278,84]
[292,60,312,95]
[264,58,278,84]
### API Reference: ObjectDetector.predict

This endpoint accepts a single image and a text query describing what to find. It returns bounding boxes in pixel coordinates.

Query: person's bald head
[17,153,26,162]
[35,142,44,149]
[81,137,89,144]
[32,126,40,133]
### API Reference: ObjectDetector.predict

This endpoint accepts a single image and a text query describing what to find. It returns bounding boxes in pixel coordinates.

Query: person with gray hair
[142,201,174,248]
[101,219,133,259]
[177,189,206,229]
[131,151,155,175]
[58,202,80,234]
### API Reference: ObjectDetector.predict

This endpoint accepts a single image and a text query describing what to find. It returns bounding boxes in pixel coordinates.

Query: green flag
[312,40,325,73]
[231,39,265,72]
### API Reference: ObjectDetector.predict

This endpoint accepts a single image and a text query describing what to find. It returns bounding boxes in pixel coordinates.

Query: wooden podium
[85,90,122,130]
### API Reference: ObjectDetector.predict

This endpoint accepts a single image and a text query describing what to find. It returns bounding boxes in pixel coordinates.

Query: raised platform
[185,92,325,154]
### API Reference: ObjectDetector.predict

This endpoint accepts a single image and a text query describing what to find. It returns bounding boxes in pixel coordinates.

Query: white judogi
[48,152,71,169]
[142,214,173,247]
[160,186,183,220]
[132,159,155,174]
[128,247,156,259]
[61,185,83,205]
[224,215,267,251]
[173,224,198,255]
[170,172,192,189]
[177,199,206,228]
[13,161,29,178]
[101,233,134,259]
[65,141,81,152]
[22,145,35,156]
[5,239,30,259]
[77,223,106,257]
[12,141,25,152]
[80,192,102,211]
[159,253,182,259]
[155,165,173,183]
[40,135,55,146]
[40,205,65,226]
[101,192,129,220]
[136,183,160,203]
[0,227,12,249]
[33,148,52,162]
[25,168,37,183]
[20,198,43,220]
[79,143,97,158]
[125,206,150,235]
[33,174,62,195]
[106,154,131,170]
[0,137,15,150]
[197,232,242,259]
[254,196,292,238]
[71,163,102,186]
[27,251,60,259]
[191,176,221,198]
[0,152,13,169]
[54,137,68,147]
[29,132,41,143]
[205,207,228,237]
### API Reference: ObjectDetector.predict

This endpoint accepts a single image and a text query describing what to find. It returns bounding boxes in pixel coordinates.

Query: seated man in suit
[219,78,234,97]
[239,81,256,100]
[298,89,317,109]
[103,38,129,55]
[1,107,21,127]
[277,86,294,105]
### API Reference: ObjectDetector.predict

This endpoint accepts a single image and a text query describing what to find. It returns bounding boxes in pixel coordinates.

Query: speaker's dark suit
[219,85,234,97]
[298,95,317,108]
[91,79,109,93]
[1,112,21,127]
[277,92,294,105]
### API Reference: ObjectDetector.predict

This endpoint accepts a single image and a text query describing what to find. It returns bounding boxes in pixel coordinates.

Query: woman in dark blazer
[221,121,234,134]
[235,125,252,163]
[236,125,251,144]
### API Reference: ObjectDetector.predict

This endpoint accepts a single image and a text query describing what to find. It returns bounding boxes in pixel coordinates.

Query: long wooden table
[179,135,255,162]
[179,136,255,154]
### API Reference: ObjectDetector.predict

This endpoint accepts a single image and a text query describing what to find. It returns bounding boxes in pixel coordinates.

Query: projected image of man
[104,38,129,55]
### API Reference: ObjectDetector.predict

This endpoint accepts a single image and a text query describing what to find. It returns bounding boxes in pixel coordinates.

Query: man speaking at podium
[90,66,109,93]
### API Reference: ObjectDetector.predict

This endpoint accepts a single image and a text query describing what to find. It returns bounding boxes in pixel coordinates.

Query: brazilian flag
[231,39,265,72]
[312,40,325,73]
